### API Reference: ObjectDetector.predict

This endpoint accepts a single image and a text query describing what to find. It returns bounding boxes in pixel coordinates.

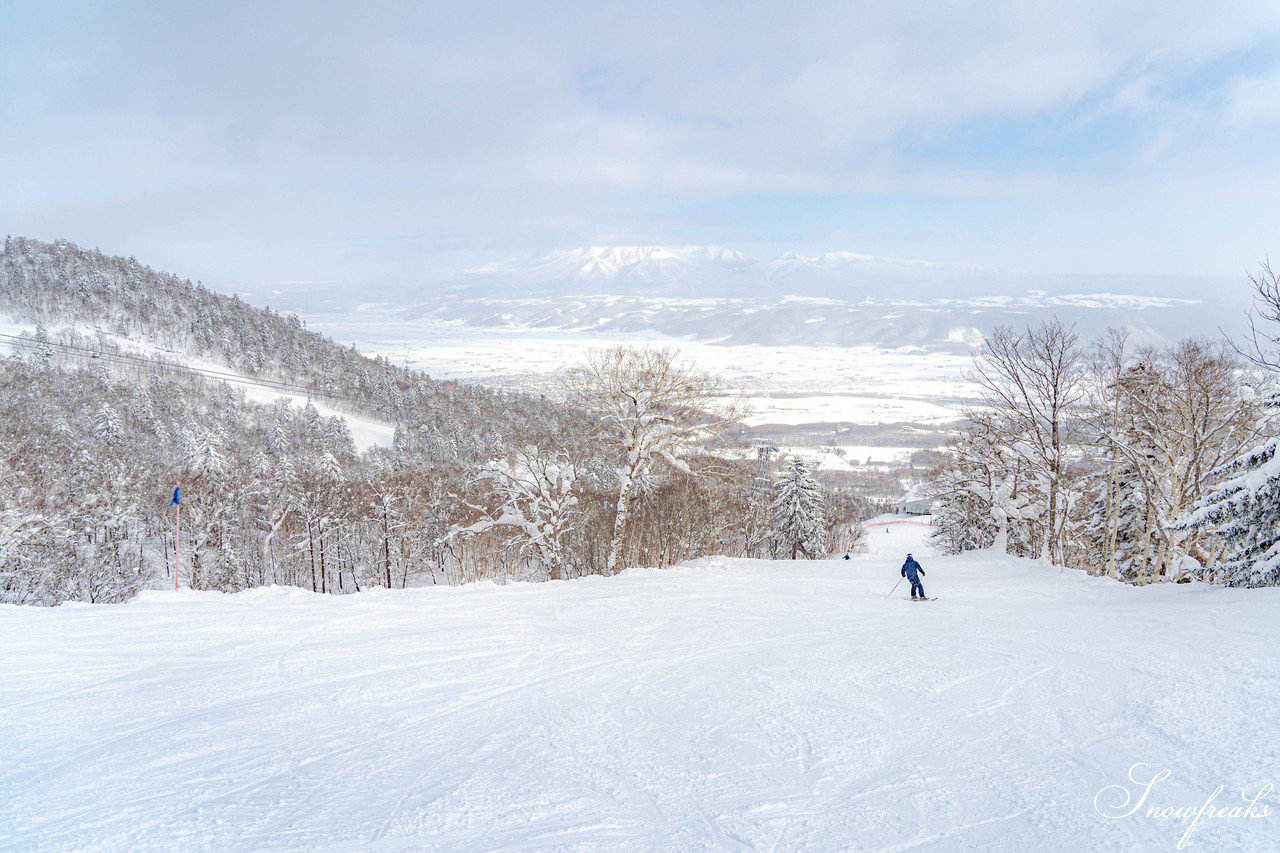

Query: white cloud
[3,0,1280,288]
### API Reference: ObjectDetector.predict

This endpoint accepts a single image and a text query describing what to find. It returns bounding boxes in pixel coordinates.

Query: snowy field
[3,313,973,431]
[301,315,976,426]
[3,521,1277,852]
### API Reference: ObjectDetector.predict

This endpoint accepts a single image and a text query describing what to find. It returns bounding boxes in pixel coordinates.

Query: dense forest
[0,238,875,605]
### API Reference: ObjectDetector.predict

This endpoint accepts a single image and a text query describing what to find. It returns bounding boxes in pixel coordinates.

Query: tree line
[929,266,1280,587]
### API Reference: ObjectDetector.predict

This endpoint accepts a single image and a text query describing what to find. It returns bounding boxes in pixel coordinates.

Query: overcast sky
[3,1,1280,296]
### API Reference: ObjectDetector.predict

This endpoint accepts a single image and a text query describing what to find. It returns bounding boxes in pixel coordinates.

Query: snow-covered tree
[929,409,1041,557]
[740,440,779,558]
[968,319,1084,564]
[1176,394,1280,587]
[1080,358,1167,580]
[0,463,61,604]
[32,322,54,369]
[1080,337,1258,582]
[93,403,123,446]
[563,346,745,574]
[769,456,826,560]
[182,425,228,477]
[448,445,580,580]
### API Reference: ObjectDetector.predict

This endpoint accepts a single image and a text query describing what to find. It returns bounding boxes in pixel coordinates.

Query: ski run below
[2,520,1277,852]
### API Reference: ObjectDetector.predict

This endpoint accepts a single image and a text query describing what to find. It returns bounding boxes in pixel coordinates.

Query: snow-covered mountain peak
[816,250,881,265]
[452,244,1017,299]
[539,245,750,278]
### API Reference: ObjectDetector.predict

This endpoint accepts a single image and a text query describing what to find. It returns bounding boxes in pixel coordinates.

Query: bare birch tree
[562,346,746,575]
[1239,260,1280,370]
[968,319,1084,564]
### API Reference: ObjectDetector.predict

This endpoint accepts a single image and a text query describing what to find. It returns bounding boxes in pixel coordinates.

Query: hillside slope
[0,236,569,456]
[2,521,1275,851]
[0,238,602,605]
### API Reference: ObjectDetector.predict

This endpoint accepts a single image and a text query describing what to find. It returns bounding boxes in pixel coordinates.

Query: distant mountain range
[443,245,1007,301]
[283,245,1252,351]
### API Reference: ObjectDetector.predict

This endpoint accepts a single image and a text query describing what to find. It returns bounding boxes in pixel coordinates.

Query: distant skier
[901,553,927,600]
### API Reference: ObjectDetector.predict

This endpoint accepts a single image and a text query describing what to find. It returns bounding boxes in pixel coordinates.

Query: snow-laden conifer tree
[182,425,228,477]
[93,403,123,446]
[1176,394,1280,587]
[769,456,826,560]
[32,323,54,369]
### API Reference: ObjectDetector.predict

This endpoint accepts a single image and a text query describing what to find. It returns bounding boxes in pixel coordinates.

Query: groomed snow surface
[3,520,1277,852]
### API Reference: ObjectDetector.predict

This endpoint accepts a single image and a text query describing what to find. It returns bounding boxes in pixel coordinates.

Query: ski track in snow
[2,521,1278,852]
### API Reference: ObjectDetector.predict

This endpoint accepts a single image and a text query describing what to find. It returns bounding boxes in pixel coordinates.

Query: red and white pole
[174,482,181,591]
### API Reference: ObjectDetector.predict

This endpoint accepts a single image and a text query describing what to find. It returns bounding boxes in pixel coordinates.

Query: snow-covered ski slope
[3,522,1277,852]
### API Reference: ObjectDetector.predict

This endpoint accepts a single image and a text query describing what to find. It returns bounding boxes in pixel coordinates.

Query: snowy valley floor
[2,522,1278,852]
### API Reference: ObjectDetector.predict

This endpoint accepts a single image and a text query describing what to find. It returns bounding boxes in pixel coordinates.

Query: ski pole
[888,577,903,597]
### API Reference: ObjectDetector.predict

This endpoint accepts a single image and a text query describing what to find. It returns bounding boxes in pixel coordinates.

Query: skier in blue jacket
[902,553,927,600]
